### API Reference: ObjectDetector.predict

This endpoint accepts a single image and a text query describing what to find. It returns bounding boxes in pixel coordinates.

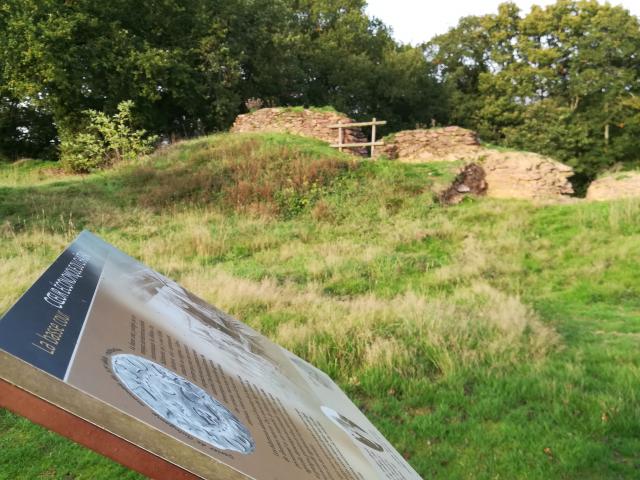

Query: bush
[61,101,156,173]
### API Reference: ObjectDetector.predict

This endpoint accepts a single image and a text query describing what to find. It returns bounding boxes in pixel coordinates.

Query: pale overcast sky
[366,0,640,45]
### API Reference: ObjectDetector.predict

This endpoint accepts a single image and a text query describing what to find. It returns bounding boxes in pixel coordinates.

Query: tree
[0,93,58,161]
[425,15,493,129]
[428,0,640,180]
[277,0,445,130]
[0,0,447,159]
[0,0,244,143]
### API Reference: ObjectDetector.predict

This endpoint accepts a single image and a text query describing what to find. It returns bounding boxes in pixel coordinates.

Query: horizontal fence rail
[329,141,384,148]
[328,120,387,129]
[329,117,386,158]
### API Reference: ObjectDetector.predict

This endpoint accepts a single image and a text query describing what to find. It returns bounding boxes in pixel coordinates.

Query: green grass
[280,105,339,114]
[1,133,639,479]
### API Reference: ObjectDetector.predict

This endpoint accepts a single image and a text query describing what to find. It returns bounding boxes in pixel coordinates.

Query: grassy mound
[127,133,356,216]
[1,133,639,479]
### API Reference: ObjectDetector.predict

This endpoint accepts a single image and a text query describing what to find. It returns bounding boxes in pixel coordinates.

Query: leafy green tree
[425,15,493,129]
[0,94,58,161]
[371,45,447,130]
[0,5,57,160]
[428,0,640,180]
[502,100,595,165]
[0,0,243,141]
[278,0,445,130]
[0,0,447,159]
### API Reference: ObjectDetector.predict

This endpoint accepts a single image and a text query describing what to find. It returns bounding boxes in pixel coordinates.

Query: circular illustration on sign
[110,353,255,454]
[321,405,384,452]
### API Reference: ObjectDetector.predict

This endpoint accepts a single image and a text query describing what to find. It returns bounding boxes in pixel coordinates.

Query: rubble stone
[379,126,574,201]
[439,163,487,205]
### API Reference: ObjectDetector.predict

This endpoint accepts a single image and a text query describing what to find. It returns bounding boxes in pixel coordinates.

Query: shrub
[61,101,156,173]
[59,132,108,174]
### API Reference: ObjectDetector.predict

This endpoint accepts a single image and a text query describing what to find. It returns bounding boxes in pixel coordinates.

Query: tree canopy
[0,0,443,160]
[1,0,639,182]
[428,0,640,180]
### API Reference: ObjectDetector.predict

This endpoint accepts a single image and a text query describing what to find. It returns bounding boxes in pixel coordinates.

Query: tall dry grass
[1,135,562,384]
[128,135,355,216]
[179,269,558,379]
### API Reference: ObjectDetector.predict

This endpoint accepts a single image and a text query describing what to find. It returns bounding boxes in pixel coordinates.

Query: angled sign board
[0,231,422,480]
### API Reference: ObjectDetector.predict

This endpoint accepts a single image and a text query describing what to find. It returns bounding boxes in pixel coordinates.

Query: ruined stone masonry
[375,127,482,163]
[586,172,640,201]
[231,108,367,154]
[377,126,574,201]
[481,151,574,201]
[231,109,578,202]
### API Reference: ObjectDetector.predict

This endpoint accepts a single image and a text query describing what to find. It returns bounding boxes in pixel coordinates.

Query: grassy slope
[0,133,639,479]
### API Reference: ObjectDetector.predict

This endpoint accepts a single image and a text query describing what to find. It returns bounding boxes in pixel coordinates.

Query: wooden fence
[329,118,387,158]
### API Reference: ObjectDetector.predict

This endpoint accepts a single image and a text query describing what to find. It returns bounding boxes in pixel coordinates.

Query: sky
[366,0,640,45]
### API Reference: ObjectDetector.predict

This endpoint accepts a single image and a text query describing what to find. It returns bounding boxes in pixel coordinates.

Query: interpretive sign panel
[0,231,422,480]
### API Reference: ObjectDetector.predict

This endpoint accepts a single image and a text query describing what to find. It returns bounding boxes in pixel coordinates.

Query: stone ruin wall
[481,152,574,201]
[375,126,482,162]
[231,108,367,154]
[230,110,581,201]
[586,172,640,201]
[377,126,575,201]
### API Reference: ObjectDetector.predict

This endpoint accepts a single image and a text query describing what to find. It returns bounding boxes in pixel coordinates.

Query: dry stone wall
[376,127,481,162]
[231,108,367,154]
[377,125,574,201]
[586,172,640,201]
[481,151,574,201]
[231,111,577,202]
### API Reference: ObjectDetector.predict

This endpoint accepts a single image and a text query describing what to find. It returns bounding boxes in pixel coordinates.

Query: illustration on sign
[111,353,256,454]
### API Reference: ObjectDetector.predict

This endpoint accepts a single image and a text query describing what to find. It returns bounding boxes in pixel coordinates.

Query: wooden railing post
[328,118,386,158]
[371,117,376,158]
